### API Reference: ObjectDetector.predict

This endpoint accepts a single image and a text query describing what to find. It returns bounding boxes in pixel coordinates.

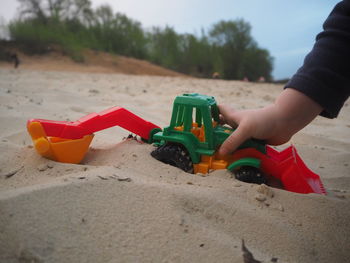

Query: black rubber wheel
[151,144,194,173]
[234,166,267,185]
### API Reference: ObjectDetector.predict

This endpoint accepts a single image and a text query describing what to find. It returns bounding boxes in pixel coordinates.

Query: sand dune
[0,49,186,77]
[0,68,349,262]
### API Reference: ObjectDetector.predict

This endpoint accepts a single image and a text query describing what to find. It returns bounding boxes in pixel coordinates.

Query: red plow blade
[231,146,326,194]
[266,146,326,194]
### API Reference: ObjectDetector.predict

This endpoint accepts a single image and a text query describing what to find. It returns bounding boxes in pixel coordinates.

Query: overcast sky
[0,0,337,79]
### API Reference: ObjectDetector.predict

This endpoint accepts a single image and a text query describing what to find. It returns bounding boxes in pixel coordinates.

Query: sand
[0,68,349,263]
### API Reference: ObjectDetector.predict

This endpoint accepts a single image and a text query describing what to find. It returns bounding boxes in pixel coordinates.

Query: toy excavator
[27,93,326,195]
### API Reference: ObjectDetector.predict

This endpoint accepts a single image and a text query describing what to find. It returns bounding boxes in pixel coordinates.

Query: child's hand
[218,88,323,155]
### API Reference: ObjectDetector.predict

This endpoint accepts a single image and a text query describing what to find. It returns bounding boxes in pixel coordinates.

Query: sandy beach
[0,68,349,262]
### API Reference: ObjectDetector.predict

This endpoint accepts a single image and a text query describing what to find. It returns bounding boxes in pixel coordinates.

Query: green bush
[9,18,86,62]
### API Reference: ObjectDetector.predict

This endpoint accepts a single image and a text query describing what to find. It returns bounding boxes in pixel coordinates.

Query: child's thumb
[218,104,240,127]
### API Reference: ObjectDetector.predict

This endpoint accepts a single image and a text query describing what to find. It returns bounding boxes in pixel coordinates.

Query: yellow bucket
[27,121,94,164]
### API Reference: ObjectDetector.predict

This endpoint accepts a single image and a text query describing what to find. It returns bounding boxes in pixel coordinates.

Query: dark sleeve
[285,0,350,118]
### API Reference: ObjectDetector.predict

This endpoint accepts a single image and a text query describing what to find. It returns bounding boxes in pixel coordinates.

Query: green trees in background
[6,0,273,81]
[209,20,273,80]
[89,5,148,58]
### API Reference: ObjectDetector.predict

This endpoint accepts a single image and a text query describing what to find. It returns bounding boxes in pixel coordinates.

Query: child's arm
[219,1,350,155]
[285,0,350,118]
[218,88,322,155]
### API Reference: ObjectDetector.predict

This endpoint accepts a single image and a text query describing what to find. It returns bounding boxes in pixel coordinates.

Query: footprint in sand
[70,106,85,113]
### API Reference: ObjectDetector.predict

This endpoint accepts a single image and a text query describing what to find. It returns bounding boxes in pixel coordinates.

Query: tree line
[6,0,273,81]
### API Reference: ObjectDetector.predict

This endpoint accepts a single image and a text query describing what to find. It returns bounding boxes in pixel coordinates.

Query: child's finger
[218,124,251,155]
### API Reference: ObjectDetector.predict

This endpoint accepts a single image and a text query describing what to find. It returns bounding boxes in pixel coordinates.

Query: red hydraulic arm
[27,107,161,140]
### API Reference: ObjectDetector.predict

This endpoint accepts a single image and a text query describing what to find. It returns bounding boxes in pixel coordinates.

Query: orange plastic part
[193,153,234,174]
[27,121,93,164]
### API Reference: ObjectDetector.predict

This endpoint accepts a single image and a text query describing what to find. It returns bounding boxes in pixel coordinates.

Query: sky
[0,0,338,79]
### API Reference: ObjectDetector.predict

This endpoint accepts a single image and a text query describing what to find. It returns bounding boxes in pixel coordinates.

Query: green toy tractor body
[152,93,266,167]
